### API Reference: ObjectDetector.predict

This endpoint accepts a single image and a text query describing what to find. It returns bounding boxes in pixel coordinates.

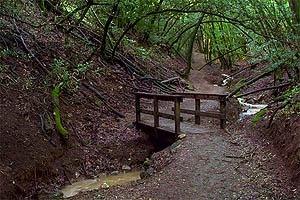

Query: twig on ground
[161,76,180,84]
[12,19,49,74]
[225,155,245,159]
[70,122,88,147]
[82,82,125,118]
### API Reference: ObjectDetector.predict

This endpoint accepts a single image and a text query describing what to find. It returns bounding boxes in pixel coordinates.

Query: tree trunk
[143,0,164,43]
[37,0,46,13]
[100,0,120,54]
[183,15,205,79]
[289,0,300,24]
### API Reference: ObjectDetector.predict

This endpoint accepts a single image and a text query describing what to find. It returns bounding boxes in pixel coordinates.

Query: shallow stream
[61,171,141,198]
[238,98,267,119]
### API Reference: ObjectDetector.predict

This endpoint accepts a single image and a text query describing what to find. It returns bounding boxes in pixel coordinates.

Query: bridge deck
[140,117,220,135]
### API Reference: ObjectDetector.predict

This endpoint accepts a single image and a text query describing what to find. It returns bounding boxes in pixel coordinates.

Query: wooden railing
[173,92,227,129]
[135,92,183,136]
[134,92,227,139]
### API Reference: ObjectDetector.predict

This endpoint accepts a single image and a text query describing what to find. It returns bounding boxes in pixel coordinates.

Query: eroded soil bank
[0,43,183,199]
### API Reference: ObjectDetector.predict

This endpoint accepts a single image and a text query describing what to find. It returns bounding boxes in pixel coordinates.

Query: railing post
[174,97,181,136]
[195,98,201,125]
[135,94,141,123]
[220,97,226,129]
[153,96,159,129]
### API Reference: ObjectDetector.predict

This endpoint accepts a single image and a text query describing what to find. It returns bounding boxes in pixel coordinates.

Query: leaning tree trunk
[100,0,120,54]
[183,14,205,79]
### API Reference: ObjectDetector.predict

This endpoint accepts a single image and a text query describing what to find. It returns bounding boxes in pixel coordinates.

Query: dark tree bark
[183,14,205,79]
[100,0,120,54]
[289,0,300,24]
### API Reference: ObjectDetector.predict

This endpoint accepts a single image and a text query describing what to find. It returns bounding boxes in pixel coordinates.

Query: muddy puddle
[61,171,141,198]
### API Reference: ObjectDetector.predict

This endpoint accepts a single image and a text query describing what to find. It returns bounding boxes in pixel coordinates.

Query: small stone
[146,167,155,176]
[111,171,119,175]
[127,124,135,129]
[178,134,186,139]
[151,152,158,159]
[75,172,80,178]
[122,165,131,170]
[170,140,182,154]
[101,182,109,189]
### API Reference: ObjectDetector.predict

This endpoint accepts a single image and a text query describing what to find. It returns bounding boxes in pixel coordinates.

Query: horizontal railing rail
[173,92,227,129]
[134,92,227,139]
[135,92,183,136]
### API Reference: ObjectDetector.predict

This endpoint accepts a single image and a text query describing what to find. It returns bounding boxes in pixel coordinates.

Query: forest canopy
[1,0,299,90]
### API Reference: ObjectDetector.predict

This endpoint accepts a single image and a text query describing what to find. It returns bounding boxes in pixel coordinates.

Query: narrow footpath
[73,52,299,200]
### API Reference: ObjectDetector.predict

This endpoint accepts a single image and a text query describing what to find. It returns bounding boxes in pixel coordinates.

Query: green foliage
[122,38,159,60]
[47,58,91,91]
[283,85,300,115]
[0,48,19,58]
[143,160,150,166]
[252,108,267,123]
[3,0,300,117]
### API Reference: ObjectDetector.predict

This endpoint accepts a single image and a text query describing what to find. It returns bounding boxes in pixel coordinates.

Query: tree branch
[236,82,291,98]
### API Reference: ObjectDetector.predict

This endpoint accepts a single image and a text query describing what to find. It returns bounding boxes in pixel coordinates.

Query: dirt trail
[73,52,299,199]
[190,52,225,94]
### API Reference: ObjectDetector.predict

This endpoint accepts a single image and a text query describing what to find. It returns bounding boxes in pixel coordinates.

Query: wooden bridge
[135,92,227,143]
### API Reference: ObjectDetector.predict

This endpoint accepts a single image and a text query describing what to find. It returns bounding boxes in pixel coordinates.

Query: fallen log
[236,82,291,98]
[227,70,274,99]
[231,63,259,78]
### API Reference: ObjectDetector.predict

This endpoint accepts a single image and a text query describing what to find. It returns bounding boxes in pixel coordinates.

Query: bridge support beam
[220,98,226,129]
[135,94,141,123]
[195,99,201,124]
[153,97,159,128]
[174,97,181,136]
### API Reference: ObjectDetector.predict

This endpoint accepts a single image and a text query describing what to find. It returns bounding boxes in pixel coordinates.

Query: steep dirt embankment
[0,34,184,199]
[264,114,300,181]
[227,58,300,185]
